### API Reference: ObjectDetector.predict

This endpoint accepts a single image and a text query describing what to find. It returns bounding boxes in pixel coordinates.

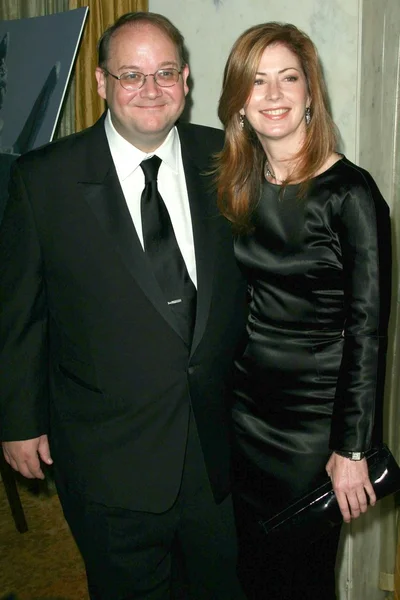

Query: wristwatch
[334,450,365,461]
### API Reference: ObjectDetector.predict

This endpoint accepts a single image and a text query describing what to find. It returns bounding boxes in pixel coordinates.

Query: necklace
[264,161,284,184]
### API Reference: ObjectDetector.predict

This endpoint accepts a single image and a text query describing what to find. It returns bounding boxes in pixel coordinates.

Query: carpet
[0,472,88,600]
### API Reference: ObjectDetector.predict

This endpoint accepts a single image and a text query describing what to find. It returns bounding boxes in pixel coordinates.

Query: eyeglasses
[103,68,183,91]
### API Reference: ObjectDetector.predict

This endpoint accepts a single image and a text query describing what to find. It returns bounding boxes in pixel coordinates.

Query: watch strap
[334,450,365,461]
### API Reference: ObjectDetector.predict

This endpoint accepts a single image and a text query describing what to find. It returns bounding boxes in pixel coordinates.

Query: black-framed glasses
[103,68,183,91]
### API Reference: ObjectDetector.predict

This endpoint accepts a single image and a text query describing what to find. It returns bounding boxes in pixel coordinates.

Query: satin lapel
[179,130,217,356]
[80,119,184,338]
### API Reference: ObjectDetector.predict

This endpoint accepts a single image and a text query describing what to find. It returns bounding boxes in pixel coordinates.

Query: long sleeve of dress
[329,167,391,451]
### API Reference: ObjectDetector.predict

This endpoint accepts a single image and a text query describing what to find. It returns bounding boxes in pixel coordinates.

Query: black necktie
[140,155,196,345]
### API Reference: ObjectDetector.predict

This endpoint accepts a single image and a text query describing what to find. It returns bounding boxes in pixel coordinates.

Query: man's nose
[140,74,162,97]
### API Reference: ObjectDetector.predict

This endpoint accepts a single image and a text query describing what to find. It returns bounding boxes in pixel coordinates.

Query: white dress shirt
[104,111,197,288]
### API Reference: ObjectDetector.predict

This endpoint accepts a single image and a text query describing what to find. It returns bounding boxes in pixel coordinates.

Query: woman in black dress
[215,22,391,599]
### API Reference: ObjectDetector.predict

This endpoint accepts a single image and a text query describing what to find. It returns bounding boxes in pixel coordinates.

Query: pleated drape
[357,2,400,595]
[68,0,148,132]
[0,0,67,21]
[396,524,400,599]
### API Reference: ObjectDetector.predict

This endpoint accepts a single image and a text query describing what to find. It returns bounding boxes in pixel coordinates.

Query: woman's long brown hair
[215,22,338,232]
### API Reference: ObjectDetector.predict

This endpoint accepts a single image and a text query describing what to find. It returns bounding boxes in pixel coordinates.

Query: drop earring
[239,114,245,129]
[305,107,311,125]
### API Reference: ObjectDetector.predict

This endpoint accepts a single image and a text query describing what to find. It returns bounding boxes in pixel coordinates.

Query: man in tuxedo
[0,12,247,600]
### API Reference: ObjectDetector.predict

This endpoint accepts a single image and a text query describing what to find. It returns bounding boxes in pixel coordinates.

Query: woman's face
[241,43,310,150]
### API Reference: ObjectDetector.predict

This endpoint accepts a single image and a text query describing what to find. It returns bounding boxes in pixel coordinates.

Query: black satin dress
[232,157,391,599]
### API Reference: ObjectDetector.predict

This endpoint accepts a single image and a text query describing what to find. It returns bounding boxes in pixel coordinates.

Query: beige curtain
[350,1,400,596]
[374,0,400,595]
[396,513,400,599]
[391,87,400,599]
[378,2,400,595]
[0,0,66,20]
[0,0,75,138]
[68,0,148,132]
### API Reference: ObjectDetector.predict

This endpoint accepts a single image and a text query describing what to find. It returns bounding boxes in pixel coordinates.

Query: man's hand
[326,452,376,523]
[2,435,53,479]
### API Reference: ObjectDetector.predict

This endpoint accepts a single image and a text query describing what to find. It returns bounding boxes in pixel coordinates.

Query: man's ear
[95,67,107,100]
[181,63,190,97]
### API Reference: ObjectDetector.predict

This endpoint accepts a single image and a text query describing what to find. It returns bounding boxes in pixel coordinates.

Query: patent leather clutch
[259,444,400,544]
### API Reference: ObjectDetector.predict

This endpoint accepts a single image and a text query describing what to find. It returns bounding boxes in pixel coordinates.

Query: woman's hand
[325,452,376,523]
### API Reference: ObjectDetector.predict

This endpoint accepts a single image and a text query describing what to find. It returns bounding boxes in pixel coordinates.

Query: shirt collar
[104,110,180,180]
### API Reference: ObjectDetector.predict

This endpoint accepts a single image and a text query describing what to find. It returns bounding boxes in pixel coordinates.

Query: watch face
[336,450,364,460]
[351,452,363,461]
[349,452,366,460]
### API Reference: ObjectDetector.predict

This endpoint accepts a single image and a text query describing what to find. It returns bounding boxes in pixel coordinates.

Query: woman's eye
[254,78,266,86]
[284,75,298,82]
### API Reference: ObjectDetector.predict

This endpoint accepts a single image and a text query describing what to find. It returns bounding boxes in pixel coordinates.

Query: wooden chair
[0,451,28,533]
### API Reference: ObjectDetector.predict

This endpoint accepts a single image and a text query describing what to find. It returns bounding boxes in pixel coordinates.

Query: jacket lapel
[178,124,218,356]
[79,117,184,338]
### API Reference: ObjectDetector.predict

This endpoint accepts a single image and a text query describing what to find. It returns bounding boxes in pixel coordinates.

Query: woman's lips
[261,108,290,119]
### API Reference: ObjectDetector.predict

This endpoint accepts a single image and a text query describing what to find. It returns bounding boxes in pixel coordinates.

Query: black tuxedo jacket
[0,117,247,512]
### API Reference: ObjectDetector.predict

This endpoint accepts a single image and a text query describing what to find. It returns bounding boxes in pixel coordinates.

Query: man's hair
[98,12,188,68]
[215,22,338,231]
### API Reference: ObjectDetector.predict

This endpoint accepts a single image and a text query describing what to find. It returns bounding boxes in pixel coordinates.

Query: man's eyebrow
[116,61,180,71]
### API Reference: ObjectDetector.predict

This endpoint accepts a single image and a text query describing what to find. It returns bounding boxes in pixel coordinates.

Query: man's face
[96,23,189,152]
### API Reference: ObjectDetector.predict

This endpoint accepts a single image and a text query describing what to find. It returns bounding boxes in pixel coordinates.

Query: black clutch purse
[259,444,400,544]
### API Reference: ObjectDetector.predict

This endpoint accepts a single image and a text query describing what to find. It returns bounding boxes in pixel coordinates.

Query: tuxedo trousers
[56,411,244,600]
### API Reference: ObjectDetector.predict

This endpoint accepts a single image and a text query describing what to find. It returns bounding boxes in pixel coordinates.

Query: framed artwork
[0,7,88,219]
